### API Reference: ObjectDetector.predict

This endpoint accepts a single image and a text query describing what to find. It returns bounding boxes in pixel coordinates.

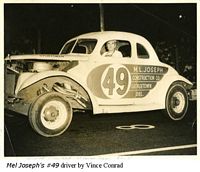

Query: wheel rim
[171,91,186,113]
[40,100,69,130]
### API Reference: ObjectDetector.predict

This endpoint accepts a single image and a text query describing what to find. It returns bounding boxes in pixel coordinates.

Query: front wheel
[29,92,72,137]
[163,84,188,121]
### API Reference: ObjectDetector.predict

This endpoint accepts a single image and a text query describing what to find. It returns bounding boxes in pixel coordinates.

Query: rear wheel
[164,84,188,120]
[29,92,72,137]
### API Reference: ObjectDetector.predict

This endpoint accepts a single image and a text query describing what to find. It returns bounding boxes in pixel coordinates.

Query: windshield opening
[60,39,97,55]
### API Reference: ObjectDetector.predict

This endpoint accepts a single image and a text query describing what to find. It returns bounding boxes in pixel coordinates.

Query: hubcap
[172,97,180,107]
[40,100,69,130]
[171,92,185,113]
[44,106,59,122]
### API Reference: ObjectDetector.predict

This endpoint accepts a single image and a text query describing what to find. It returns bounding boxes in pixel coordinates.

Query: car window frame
[100,39,132,58]
[136,43,150,59]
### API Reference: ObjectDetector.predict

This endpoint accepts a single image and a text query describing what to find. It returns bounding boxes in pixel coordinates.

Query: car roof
[59,31,161,62]
[70,31,147,42]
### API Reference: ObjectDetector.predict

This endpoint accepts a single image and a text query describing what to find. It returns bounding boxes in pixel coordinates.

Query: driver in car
[102,40,123,57]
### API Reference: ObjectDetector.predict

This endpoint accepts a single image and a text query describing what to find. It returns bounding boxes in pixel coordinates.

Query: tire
[163,84,188,121]
[29,92,72,137]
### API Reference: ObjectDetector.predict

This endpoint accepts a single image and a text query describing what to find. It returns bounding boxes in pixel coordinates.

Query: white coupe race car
[5,31,193,137]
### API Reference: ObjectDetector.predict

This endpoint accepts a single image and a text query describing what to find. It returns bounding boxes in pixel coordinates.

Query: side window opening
[118,43,131,57]
[101,40,131,58]
[137,43,149,59]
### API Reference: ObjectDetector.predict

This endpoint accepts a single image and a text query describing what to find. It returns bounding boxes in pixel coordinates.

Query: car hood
[4,54,88,61]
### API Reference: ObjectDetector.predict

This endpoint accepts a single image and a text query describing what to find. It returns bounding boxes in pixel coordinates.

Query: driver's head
[106,40,117,51]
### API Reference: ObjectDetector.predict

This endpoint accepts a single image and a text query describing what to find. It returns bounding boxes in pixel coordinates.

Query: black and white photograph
[1,0,199,171]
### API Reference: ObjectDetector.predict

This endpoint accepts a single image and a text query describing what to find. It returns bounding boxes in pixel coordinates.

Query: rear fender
[156,74,193,108]
[164,75,193,90]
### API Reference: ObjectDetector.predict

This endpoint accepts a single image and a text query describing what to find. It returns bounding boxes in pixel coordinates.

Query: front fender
[15,70,98,112]
[15,71,71,94]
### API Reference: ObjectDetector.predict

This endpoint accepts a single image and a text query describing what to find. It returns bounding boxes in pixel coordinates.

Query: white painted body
[5,31,192,115]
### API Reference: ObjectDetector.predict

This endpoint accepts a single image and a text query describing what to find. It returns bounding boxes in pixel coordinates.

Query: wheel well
[18,76,93,112]
[52,77,93,111]
[170,80,193,91]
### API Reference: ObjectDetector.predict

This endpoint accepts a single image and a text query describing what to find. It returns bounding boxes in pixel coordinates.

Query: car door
[86,40,135,106]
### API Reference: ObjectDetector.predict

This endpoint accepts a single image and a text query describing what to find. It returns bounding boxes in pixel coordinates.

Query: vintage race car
[5,31,193,137]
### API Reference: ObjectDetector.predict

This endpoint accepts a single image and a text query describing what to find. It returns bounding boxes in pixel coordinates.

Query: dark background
[4,3,197,157]
[4,3,197,82]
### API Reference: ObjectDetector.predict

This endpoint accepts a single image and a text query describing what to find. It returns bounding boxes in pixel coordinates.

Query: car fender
[15,70,99,112]
[153,74,193,108]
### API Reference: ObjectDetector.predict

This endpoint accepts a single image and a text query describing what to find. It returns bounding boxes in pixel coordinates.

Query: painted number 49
[101,65,130,98]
